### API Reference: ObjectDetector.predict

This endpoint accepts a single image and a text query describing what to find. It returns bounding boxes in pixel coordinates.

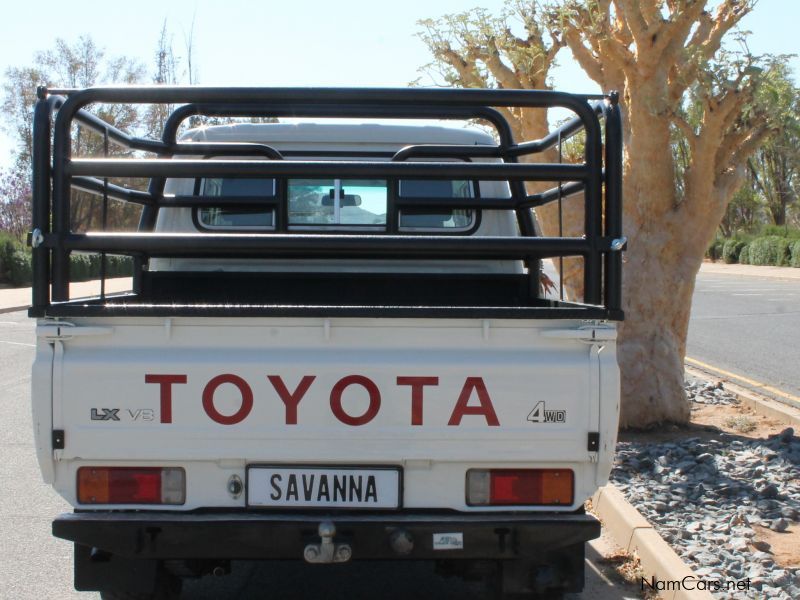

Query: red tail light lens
[466,469,573,506]
[77,467,185,505]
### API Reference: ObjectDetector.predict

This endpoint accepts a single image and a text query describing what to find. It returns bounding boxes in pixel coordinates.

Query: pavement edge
[592,485,714,600]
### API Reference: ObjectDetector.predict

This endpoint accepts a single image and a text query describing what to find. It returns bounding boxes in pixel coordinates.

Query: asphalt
[688,262,800,402]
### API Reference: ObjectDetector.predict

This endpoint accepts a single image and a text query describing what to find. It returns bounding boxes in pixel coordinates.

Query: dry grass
[724,414,757,433]
[598,550,657,599]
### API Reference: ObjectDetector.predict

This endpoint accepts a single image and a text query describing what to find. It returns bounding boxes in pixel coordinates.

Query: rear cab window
[195,177,477,233]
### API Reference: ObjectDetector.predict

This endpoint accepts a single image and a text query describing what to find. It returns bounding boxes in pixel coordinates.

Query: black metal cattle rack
[29,86,623,319]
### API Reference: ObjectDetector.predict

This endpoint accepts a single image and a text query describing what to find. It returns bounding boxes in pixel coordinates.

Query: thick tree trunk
[615,77,695,427]
[617,218,698,427]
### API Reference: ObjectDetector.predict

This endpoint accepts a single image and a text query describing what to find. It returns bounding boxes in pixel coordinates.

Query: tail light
[77,467,185,505]
[466,469,573,506]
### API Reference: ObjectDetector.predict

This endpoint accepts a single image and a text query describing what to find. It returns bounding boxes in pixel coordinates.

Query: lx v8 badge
[90,408,155,422]
[90,408,120,421]
[527,401,566,423]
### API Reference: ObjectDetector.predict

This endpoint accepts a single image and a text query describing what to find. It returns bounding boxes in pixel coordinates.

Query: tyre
[487,561,567,600]
[100,572,182,600]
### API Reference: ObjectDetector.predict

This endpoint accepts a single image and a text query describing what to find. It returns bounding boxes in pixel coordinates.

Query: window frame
[191,176,484,236]
[193,176,278,232]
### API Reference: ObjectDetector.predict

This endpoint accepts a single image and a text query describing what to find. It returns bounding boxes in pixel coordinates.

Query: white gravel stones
[685,379,740,405]
[611,380,800,598]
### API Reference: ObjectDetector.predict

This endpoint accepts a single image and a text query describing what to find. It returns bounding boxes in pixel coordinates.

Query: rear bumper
[54,510,600,560]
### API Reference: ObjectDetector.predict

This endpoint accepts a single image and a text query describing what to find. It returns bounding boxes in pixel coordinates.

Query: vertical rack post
[100,128,109,300]
[31,90,55,312]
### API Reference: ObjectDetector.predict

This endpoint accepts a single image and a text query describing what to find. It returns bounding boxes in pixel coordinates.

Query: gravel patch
[611,381,800,599]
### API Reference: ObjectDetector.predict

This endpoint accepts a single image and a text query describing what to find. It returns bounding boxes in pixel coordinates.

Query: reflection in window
[399,179,474,230]
[288,179,386,226]
[197,178,275,230]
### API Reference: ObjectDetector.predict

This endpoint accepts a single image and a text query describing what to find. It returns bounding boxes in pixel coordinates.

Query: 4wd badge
[527,401,566,423]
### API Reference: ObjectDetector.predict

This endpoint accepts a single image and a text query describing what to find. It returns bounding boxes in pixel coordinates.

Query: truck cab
[30,86,623,599]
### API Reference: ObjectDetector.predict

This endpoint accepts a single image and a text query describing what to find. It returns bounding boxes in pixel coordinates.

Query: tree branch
[659,1,709,63]
[477,37,525,89]
[614,0,650,47]
[672,113,697,155]
[668,1,753,100]
[724,123,775,178]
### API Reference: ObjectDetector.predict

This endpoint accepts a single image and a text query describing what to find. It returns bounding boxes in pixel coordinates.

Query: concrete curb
[685,364,800,429]
[0,305,28,315]
[592,485,714,600]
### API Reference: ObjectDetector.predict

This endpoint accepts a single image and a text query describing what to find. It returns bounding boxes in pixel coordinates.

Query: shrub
[747,236,792,266]
[760,225,800,239]
[68,253,134,282]
[722,239,747,264]
[777,237,792,266]
[7,249,32,286]
[0,244,134,287]
[790,240,800,268]
[706,239,725,261]
[739,244,750,264]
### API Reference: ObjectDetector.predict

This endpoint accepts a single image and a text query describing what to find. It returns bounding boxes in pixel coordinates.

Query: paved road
[0,310,639,600]
[688,269,800,402]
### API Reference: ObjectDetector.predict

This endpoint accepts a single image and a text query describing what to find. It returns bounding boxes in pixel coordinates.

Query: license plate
[247,466,401,509]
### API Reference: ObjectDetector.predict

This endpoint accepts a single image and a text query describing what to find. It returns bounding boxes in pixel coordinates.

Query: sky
[0,0,798,168]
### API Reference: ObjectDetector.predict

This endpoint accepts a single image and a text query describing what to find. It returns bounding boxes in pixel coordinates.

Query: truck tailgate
[41,317,612,460]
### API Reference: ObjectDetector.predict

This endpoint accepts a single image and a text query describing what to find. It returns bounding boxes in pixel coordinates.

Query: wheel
[100,571,182,600]
[487,561,566,600]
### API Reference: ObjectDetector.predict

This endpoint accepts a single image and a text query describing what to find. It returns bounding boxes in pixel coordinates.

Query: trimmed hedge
[706,239,725,261]
[739,244,750,265]
[747,236,792,266]
[710,231,800,267]
[790,240,800,268]
[722,240,747,264]
[1,249,133,287]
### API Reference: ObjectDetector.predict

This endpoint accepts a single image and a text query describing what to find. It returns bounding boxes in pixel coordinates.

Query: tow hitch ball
[303,521,352,564]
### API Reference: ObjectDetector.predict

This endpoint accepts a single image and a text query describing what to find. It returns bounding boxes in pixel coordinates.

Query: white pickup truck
[30,86,624,599]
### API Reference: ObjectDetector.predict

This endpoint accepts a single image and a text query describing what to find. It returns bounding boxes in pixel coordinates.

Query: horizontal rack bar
[37,302,622,321]
[46,232,594,259]
[72,177,156,205]
[66,159,587,181]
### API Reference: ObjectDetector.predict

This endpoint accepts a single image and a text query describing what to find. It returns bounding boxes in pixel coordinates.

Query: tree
[2,36,146,232]
[417,1,585,297]
[746,64,799,227]
[551,1,783,426]
[420,0,781,426]
[143,21,182,139]
[0,168,31,241]
[719,179,763,236]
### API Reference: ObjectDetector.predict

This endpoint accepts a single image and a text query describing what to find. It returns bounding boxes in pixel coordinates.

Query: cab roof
[180,122,497,148]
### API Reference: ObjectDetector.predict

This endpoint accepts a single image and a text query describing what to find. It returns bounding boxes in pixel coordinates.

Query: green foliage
[706,238,725,261]
[68,254,133,282]
[760,225,800,239]
[789,240,800,268]
[739,244,750,264]
[722,240,747,264]
[0,244,132,287]
[747,236,792,266]
[0,234,26,284]
[6,248,32,286]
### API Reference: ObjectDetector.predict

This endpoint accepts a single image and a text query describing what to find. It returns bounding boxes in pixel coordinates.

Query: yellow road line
[685,356,800,404]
